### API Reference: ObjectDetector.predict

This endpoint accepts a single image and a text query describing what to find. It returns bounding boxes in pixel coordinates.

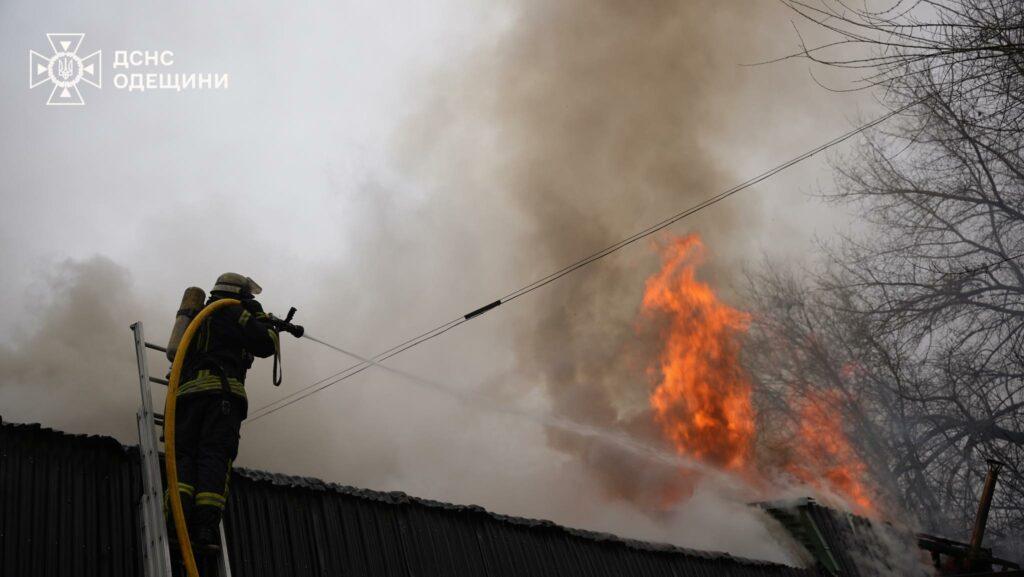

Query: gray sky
[0,0,873,563]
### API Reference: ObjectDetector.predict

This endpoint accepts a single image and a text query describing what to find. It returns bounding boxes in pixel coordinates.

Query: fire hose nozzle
[274,320,303,338]
[269,308,304,338]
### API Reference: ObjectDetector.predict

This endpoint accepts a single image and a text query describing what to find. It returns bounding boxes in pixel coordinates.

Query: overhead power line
[248,319,468,421]
[246,101,917,423]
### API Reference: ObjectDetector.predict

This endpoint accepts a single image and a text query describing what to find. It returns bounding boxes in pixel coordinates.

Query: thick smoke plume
[0,257,141,437]
[402,0,781,509]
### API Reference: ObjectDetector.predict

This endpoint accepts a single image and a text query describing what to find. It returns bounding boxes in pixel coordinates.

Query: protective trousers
[165,395,243,545]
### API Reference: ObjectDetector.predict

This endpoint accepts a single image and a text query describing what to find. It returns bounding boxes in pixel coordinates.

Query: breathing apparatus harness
[169,290,304,413]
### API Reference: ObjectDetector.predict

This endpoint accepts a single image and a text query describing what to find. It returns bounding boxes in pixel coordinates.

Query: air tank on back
[166,287,206,362]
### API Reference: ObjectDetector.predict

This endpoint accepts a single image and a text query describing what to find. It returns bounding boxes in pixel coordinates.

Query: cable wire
[248,318,467,421]
[247,101,917,423]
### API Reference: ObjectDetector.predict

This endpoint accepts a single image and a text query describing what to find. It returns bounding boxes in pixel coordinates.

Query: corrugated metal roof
[226,468,812,577]
[2,420,813,576]
[0,422,143,577]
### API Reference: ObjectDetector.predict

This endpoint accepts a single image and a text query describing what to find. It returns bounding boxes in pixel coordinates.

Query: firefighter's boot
[190,505,222,553]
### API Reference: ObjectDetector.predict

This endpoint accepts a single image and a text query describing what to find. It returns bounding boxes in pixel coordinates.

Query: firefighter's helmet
[212,272,262,297]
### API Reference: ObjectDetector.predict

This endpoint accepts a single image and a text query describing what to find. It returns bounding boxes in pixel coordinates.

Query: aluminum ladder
[132,322,233,577]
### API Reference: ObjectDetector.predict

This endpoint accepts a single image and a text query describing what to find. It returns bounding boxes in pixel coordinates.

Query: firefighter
[167,272,279,554]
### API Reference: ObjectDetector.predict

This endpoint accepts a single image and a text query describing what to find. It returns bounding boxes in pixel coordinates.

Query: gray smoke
[372,0,862,561]
[0,257,141,436]
[399,0,787,509]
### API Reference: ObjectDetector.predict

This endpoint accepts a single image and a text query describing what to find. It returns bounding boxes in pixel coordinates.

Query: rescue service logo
[29,33,102,106]
[28,36,229,105]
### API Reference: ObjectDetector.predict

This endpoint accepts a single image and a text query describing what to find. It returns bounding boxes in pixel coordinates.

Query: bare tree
[823,83,1024,549]
[780,0,1023,126]
[745,0,1024,557]
[742,265,909,508]
[742,261,1021,545]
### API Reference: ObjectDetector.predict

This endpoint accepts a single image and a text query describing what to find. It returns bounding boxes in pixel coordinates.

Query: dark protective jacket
[177,296,278,408]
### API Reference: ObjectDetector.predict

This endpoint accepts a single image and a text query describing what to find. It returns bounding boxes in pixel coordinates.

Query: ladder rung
[144,342,167,353]
[149,376,169,386]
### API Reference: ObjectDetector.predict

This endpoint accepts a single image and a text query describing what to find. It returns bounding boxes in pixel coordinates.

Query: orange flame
[641,234,876,514]
[642,235,755,471]
[785,391,876,516]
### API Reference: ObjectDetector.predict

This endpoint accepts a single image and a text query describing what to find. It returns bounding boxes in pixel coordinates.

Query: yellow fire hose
[165,298,239,577]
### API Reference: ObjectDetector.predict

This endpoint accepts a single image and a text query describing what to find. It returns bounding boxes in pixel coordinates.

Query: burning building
[0,239,1014,576]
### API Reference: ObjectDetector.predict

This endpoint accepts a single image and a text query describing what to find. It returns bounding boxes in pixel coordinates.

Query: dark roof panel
[0,423,144,577]
[232,466,795,564]
[2,421,812,577]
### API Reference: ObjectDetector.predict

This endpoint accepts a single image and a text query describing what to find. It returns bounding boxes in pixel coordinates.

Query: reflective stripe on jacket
[178,296,278,402]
